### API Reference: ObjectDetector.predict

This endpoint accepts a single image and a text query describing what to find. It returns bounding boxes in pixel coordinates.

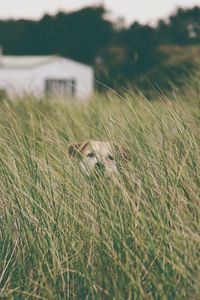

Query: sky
[0,0,200,24]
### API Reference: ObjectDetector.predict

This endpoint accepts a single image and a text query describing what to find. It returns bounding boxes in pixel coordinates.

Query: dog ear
[114,145,131,161]
[68,142,89,158]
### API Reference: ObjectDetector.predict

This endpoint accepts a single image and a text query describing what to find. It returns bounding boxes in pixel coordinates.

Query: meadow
[0,85,200,299]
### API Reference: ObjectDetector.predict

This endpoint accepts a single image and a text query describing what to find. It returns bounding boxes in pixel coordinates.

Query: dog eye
[87,152,95,158]
[107,155,114,161]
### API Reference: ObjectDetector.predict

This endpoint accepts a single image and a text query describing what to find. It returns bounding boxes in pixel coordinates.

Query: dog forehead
[90,141,112,155]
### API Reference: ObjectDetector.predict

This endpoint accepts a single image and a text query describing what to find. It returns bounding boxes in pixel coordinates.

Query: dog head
[68,140,130,177]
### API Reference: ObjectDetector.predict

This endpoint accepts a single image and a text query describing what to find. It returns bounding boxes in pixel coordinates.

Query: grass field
[0,87,200,299]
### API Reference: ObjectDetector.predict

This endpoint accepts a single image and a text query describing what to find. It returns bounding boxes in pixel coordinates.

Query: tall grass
[0,90,200,299]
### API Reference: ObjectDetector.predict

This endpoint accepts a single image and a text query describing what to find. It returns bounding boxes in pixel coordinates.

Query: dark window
[45,79,76,97]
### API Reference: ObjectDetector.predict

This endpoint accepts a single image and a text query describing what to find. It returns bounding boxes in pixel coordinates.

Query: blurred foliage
[0,6,200,91]
[0,7,113,64]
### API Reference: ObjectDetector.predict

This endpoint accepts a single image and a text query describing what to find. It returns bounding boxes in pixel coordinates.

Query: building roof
[0,55,91,69]
[0,55,59,68]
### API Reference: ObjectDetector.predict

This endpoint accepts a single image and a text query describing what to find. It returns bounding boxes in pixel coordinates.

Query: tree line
[0,6,199,88]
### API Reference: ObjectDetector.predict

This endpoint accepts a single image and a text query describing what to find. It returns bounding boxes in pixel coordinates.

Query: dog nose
[95,161,105,170]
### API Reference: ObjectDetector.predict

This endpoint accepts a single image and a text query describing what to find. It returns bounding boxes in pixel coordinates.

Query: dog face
[69,140,130,177]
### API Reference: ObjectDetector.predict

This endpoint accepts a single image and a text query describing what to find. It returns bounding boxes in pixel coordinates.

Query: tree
[0,6,114,64]
[96,21,161,88]
[158,6,200,45]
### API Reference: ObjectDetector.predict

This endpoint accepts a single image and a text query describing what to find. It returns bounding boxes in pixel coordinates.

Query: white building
[0,55,94,99]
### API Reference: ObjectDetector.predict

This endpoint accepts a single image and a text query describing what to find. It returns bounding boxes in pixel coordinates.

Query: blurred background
[0,0,200,94]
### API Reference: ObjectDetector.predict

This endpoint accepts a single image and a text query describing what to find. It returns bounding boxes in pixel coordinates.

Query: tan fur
[69,140,130,176]
[68,142,89,157]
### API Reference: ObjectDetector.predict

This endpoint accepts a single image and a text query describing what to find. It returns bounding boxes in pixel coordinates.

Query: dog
[68,140,130,177]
